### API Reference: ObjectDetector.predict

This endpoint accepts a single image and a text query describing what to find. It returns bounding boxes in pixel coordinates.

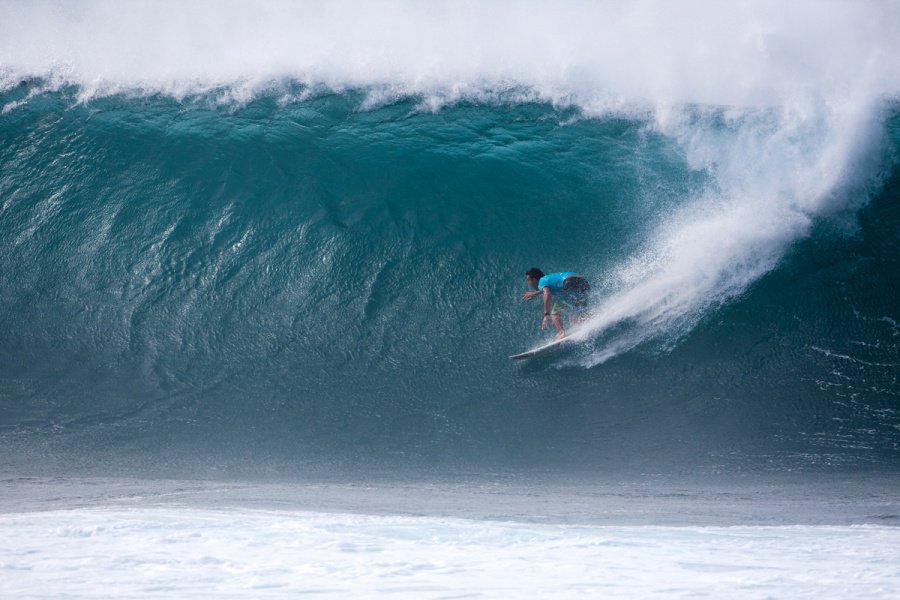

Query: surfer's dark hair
[525,268,544,280]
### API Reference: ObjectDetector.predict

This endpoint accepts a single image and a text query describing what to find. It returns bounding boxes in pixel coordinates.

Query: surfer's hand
[523,291,538,300]
[541,315,548,330]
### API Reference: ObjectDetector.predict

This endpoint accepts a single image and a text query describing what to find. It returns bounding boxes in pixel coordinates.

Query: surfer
[522,268,590,339]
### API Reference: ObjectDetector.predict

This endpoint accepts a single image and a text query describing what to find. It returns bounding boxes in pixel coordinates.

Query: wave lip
[2,1,900,109]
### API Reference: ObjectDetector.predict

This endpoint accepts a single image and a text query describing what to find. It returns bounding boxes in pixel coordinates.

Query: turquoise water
[1,2,899,479]
[1,86,896,478]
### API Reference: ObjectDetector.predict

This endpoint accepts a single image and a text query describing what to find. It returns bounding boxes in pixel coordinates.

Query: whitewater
[2,1,900,598]
[3,476,900,599]
[4,508,900,599]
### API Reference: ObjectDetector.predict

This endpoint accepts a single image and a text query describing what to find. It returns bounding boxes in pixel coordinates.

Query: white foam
[2,507,899,599]
[1,1,898,107]
[574,80,892,365]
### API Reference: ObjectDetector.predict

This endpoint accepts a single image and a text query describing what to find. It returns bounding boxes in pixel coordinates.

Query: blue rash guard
[537,272,589,315]
[537,272,576,292]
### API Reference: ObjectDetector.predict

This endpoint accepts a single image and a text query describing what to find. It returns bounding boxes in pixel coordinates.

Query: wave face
[1,1,899,477]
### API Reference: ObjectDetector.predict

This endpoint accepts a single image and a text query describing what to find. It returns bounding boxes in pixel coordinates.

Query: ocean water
[2,1,900,597]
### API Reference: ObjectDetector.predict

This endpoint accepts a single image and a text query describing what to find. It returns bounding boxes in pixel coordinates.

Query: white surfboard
[510,335,577,360]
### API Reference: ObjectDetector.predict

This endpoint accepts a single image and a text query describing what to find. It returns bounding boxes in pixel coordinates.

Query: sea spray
[3,1,899,107]
[576,96,893,365]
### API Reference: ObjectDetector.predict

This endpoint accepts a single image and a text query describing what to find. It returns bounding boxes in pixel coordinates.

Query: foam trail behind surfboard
[573,94,892,366]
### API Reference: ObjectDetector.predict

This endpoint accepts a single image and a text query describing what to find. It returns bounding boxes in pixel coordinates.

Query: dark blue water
[1,84,898,479]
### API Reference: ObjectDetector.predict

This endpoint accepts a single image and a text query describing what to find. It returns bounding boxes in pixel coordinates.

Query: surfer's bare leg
[551,314,566,339]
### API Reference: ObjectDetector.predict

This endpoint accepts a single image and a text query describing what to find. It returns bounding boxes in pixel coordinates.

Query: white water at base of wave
[2,507,899,599]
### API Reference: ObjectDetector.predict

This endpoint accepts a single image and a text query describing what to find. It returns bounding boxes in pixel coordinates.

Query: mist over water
[1,1,899,478]
[3,1,899,104]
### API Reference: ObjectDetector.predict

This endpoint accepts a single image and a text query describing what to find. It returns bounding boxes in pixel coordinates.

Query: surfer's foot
[555,332,566,340]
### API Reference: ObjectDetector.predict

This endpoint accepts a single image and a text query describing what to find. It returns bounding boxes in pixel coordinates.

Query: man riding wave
[522,267,590,339]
